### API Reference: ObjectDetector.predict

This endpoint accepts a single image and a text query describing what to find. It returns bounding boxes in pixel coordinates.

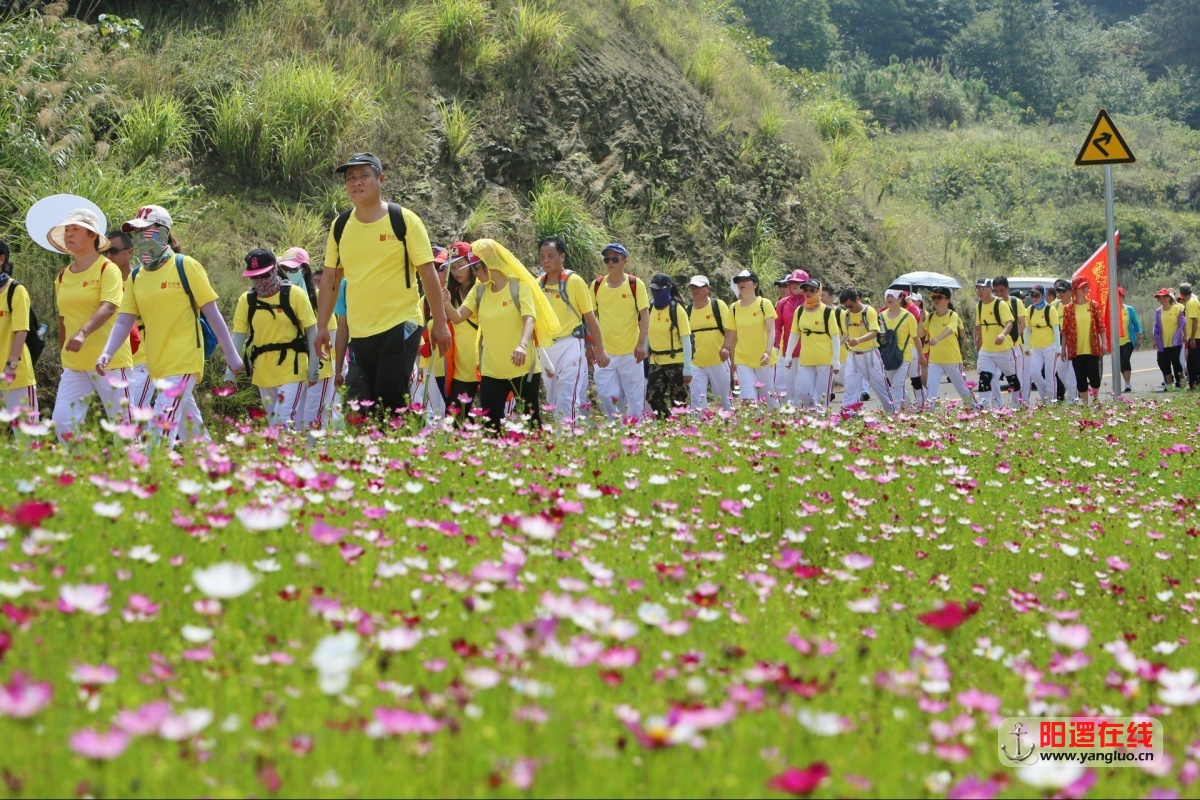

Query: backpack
[798,305,835,339]
[5,280,44,364]
[1007,297,1022,343]
[243,284,308,380]
[878,312,909,371]
[332,203,411,288]
[592,275,641,318]
[648,300,684,358]
[540,270,586,338]
[131,254,218,359]
[976,298,1006,332]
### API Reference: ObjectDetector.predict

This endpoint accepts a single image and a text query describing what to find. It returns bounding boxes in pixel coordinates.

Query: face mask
[134,227,172,269]
[651,286,672,309]
[283,267,305,288]
[252,273,281,296]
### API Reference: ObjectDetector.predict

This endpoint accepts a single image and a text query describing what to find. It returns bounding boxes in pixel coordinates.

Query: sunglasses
[103,246,131,256]
[932,294,949,300]
[802,286,819,294]
[603,256,623,264]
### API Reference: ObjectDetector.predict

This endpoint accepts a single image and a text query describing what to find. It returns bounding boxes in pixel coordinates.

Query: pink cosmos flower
[841,553,874,571]
[1046,622,1091,651]
[508,758,539,791]
[374,708,444,735]
[115,701,171,736]
[71,664,118,686]
[58,583,110,616]
[767,763,830,795]
[1106,555,1130,571]
[68,727,130,760]
[0,672,52,718]
[309,520,344,545]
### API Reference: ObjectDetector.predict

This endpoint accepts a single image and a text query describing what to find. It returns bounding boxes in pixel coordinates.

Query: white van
[1004,277,1061,301]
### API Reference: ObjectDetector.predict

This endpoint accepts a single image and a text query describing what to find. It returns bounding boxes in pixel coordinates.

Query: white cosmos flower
[404,482,424,494]
[1158,668,1200,706]
[192,563,258,599]
[797,709,848,736]
[129,545,159,563]
[181,625,213,644]
[311,632,364,677]
[637,603,669,626]
[177,479,205,495]
[159,708,213,741]
[463,667,502,689]
[847,596,880,614]
[1014,761,1085,790]
[518,515,558,541]
[234,505,290,532]
[92,501,124,519]
[377,627,423,653]
[253,558,281,573]
[318,670,351,696]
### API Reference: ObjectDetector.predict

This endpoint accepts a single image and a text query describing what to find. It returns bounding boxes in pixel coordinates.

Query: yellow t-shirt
[464,281,541,380]
[233,287,317,389]
[923,311,964,365]
[729,297,778,367]
[648,303,692,366]
[453,315,480,381]
[1027,304,1060,350]
[1074,303,1092,356]
[1009,297,1028,343]
[0,280,35,390]
[845,306,881,353]
[55,256,132,372]
[880,310,918,363]
[1185,297,1200,340]
[541,272,595,340]
[593,275,648,357]
[122,255,220,380]
[793,303,840,367]
[976,298,1015,353]
[1160,303,1182,345]
[122,276,148,368]
[323,206,434,339]
[689,299,729,369]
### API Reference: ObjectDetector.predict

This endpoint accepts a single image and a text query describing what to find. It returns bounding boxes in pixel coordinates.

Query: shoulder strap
[592,277,602,298]
[993,298,1002,321]
[277,284,304,334]
[6,280,16,313]
[386,203,411,289]
[245,289,258,346]
[630,276,640,313]
[712,300,724,334]
[57,268,66,284]
[509,279,520,312]
[475,283,486,306]
[332,209,352,268]
[823,305,833,335]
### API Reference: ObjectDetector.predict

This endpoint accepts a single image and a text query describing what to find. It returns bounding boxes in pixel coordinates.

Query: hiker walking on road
[228,249,319,429]
[921,287,975,410]
[1061,276,1107,407]
[438,242,482,422]
[686,276,735,411]
[315,153,449,421]
[0,240,38,419]
[444,239,557,432]
[645,273,692,419]
[103,230,152,413]
[880,289,922,410]
[1116,286,1142,394]
[1181,283,1199,390]
[1024,285,1060,405]
[782,278,840,412]
[591,243,649,421]
[49,208,133,440]
[973,279,1015,409]
[840,288,897,414]
[1153,287,1186,392]
[730,270,779,408]
[97,205,242,444]
[773,269,807,405]
[992,276,1027,408]
[538,236,607,425]
[1051,280,1078,403]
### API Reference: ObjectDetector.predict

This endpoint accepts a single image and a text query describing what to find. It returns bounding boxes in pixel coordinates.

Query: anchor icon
[1001,722,1039,763]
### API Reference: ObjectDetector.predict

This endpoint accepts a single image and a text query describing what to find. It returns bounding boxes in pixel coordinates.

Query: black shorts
[1119,342,1133,373]
[1071,354,1102,391]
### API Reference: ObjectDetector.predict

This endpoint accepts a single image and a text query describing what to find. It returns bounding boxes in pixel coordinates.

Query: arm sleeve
[294,289,317,328]
[101,314,136,359]
[682,336,692,377]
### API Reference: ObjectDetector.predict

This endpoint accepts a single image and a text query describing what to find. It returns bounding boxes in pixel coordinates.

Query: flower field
[2,401,1199,798]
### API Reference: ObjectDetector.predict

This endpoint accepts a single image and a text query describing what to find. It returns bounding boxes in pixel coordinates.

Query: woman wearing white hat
[97,205,243,444]
[49,208,134,440]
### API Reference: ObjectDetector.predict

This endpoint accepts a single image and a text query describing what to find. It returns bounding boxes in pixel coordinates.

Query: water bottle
[36,323,47,341]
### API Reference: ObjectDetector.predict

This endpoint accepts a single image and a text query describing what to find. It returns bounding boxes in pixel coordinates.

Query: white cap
[122,205,173,232]
[688,276,710,288]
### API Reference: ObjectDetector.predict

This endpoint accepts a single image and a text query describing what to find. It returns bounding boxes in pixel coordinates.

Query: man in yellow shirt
[103,229,153,413]
[687,276,735,411]
[592,243,649,420]
[646,273,692,419]
[1181,283,1200,390]
[315,153,449,420]
[782,278,841,411]
[973,278,1015,408]
[537,235,607,424]
[839,287,897,413]
[992,276,1028,408]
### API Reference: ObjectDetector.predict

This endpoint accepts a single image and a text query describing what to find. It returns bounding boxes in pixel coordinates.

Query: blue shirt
[334,278,348,317]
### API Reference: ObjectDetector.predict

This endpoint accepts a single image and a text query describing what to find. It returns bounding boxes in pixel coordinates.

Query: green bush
[432,0,492,64]
[435,98,481,164]
[804,95,867,140]
[115,95,197,166]
[529,178,607,276]
[506,1,574,72]
[378,4,437,61]
[685,42,721,96]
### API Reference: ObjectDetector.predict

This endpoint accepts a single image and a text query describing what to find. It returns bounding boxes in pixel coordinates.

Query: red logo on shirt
[502,301,510,307]
[380,234,387,242]
[621,293,628,299]
[161,282,167,289]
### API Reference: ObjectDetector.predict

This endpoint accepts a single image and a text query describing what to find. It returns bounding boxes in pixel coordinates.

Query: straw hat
[48,208,109,254]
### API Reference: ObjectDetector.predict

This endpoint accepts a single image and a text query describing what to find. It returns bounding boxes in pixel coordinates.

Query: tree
[830,0,977,63]
[735,0,839,71]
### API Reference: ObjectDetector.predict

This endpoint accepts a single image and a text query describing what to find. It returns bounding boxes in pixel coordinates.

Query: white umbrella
[25,194,107,253]
[888,271,962,291]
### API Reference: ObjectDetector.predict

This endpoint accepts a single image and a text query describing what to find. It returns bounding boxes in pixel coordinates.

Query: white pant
[1028,345,1057,404]
[924,362,975,409]
[1055,350,1078,401]
[885,361,912,410]
[127,364,153,411]
[794,364,833,411]
[52,367,131,439]
[151,374,208,444]
[544,337,588,423]
[300,377,336,430]
[259,382,304,429]
[595,352,646,420]
[690,363,732,410]
[976,349,1017,408]
[831,356,845,386]
[844,350,896,412]
[1010,348,1028,407]
[2,386,38,417]
[736,364,779,408]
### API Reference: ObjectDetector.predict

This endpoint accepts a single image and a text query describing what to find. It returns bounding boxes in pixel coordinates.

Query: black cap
[799,277,822,290]
[649,272,674,290]
[1054,279,1071,292]
[929,287,951,298]
[974,278,992,288]
[242,248,278,277]
[1030,284,1045,297]
[733,270,759,284]
[335,152,384,175]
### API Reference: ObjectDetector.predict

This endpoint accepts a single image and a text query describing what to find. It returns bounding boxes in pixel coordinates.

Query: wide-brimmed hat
[48,208,109,254]
[242,248,278,277]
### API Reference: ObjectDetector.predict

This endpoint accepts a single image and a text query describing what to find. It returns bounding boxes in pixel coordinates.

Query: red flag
[1072,232,1120,346]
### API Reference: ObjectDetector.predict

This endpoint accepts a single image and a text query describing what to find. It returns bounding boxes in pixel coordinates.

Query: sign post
[1075,109,1135,398]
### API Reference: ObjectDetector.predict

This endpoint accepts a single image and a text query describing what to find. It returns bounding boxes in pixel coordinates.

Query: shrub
[464,197,504,238]
[432,0,492,65]
[685,42,721,96]
[804,95,867,141]
[115,95,197,166]
[529,178,607,276]
[506,1,574,72]
[435,98,482,164]
[378,4,437,61]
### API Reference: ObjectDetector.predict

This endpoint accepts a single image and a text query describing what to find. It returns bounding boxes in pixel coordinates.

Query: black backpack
[687,300,725,352]
[332,203,411,288]
[1007,297,1022,343]
[5,280,44,364]
[243,284,308,379]
[878,312,909,371]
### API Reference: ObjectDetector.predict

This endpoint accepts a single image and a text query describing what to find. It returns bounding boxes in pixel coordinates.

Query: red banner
[1071,232,1120,345]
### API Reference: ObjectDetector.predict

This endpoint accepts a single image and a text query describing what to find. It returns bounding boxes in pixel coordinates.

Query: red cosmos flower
[918,601,981,631]
[0,630,10,661]
[793,565,824,580]
[767,762,830,795]
[4,500,54,529]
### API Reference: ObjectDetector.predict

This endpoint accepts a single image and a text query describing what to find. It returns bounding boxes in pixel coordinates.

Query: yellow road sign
[1075,109,1135,166]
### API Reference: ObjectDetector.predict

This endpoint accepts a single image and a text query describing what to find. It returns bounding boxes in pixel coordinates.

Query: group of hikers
[1,151,1199,443]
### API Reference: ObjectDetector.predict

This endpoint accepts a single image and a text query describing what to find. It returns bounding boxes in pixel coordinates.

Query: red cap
[1071,275,1089,290]
[1117,286,1125,297]
[1155,287,1173,298]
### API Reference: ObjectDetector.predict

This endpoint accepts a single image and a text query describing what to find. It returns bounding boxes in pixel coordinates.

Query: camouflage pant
[647,364,688,419]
